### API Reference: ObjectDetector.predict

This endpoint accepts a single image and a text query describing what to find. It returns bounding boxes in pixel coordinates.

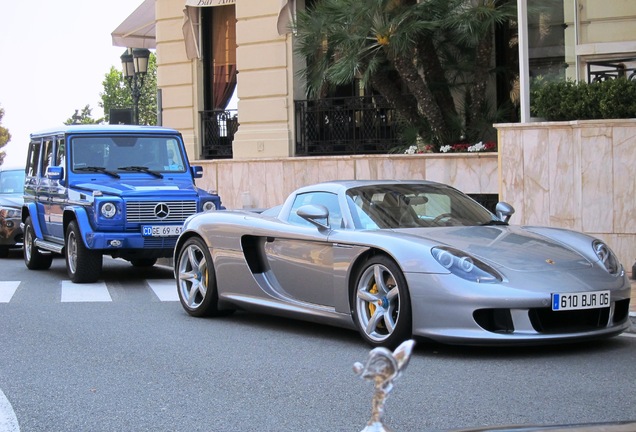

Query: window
[41,139,55,176]
[288,192,341,228]
[26,140,42,177]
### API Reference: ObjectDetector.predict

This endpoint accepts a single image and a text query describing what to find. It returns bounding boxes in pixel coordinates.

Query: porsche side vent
[473,309,514,334]
[529,307,611,334]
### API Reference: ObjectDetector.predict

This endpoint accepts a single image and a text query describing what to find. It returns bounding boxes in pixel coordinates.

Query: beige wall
[155,0,201,159]
[232,0,295,158]
[496,119,636,271]
[576,0,636,78]
[194,153,498,210]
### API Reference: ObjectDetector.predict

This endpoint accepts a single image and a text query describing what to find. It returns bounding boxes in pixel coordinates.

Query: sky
[0,0,146,167]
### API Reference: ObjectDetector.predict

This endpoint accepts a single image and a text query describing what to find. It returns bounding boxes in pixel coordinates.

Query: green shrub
[531,78,636,121]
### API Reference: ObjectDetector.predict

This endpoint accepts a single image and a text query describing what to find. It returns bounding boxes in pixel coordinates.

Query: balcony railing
[200,109,238,159]
[587,58,636,83]
[294,96,402,156]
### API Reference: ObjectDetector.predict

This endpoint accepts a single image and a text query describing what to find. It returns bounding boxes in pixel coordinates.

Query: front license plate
[142,225,183,237]
[551,290,610,311]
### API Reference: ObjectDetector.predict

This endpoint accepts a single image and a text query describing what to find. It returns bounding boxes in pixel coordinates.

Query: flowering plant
[439,141,497,153]
[403,144,434,154]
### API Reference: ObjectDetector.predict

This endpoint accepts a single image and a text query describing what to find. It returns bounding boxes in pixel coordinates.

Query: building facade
[112,0,636,267]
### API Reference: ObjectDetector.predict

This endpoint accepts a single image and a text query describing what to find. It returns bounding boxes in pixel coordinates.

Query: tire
[130,258,157,267]
[176,236,231,317]
[351,255,412,349]
[65,221,102,283]
[23,216,53,270]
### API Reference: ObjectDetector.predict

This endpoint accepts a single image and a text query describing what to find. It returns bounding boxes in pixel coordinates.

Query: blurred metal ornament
[353,340,416,432]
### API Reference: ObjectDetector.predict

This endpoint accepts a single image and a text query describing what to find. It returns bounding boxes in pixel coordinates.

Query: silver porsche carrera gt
[173,180,631,348]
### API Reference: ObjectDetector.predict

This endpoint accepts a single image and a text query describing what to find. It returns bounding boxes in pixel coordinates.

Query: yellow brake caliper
[368,283,378,317]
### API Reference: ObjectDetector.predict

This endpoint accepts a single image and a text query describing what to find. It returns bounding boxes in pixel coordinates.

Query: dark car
[0,167,25,258]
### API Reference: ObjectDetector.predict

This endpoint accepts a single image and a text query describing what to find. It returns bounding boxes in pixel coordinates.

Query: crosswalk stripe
[147,279,179,302]
[61,280,112,302]
[0,281,20,303]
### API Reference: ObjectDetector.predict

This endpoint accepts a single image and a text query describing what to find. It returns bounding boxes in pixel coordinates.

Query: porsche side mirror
[296,204,330,230]
[495,202,515,223]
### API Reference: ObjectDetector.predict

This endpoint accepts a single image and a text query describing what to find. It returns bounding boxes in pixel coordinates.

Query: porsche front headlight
[431,247,502,283]
[592,240,620,275]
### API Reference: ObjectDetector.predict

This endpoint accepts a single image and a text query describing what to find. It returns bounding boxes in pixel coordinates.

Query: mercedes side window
[26,140,42,177]
[41,139,54,176]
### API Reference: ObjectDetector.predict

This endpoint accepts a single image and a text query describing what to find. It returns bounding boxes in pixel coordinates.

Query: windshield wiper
[117,166,163,178]
[75,166,120,178]
[480,220,508,226]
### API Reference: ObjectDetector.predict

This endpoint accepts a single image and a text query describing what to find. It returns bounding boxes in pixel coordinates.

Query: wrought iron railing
[587,58,636,83]
[200,109,238,159]
[294,96,403,156]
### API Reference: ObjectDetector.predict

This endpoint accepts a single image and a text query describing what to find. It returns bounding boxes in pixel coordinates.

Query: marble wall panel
[496,119,636,273]
[612,126,636,234]
[580,126,614,233]
[498,128,526,223]
[522,128,550,226]
[548,127,581,230]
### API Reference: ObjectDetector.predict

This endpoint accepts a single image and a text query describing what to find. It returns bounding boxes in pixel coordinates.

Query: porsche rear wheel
[352,255,412,349]
[176,236,231,317]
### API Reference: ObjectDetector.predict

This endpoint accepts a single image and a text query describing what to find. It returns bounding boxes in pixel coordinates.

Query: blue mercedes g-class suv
[22,125,224,283]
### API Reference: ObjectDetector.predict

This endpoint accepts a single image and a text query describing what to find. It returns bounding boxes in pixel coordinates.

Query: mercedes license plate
[551,290,610,311]
[142,225,183,237]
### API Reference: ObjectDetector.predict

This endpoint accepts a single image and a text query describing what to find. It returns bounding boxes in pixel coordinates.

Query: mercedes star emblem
[154,203,170,219]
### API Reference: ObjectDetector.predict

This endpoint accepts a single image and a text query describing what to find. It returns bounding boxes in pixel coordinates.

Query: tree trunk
[416,36,458,138]
[391,52,450,145]
[369,70,420,127]
[467,26,493,136]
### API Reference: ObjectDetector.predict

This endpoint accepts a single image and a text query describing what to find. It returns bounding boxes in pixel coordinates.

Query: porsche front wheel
[352,255,412,349]
[176,236,230,317]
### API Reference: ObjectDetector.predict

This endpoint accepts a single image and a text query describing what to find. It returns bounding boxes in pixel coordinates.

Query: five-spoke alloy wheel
[352,255,411,348]
[176,236,230,317]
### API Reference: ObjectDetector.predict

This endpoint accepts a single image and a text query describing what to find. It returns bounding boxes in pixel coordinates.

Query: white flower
[404,145,418,154]
[440,145,451,153]
[467,141,485,152]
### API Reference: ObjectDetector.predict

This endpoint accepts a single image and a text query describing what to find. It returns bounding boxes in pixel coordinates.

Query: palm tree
[294,0,517,149]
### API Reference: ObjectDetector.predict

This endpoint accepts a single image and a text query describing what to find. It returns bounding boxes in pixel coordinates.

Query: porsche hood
[401,225,592,272]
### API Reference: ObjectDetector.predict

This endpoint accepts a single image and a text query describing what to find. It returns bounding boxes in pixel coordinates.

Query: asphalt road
[1,250,635,432]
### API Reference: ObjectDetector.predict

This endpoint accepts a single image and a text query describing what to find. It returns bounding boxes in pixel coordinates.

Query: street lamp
[120,48,151,125]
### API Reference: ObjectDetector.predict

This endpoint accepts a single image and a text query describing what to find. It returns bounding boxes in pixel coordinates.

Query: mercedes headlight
[202,201,217,212]
[100,202,117,219]
[592,240,620,275]
[431,247,502,283]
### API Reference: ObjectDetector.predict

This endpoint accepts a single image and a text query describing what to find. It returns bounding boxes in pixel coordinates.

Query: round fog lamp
[101,202,117,218]
[202,201,216,212]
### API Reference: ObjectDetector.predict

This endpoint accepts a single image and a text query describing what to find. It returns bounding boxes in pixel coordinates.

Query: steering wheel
[432,213,454,224]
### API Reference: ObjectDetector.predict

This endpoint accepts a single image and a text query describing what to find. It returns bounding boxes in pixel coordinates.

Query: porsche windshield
[346,184,497,229]
[70,135,187,173]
